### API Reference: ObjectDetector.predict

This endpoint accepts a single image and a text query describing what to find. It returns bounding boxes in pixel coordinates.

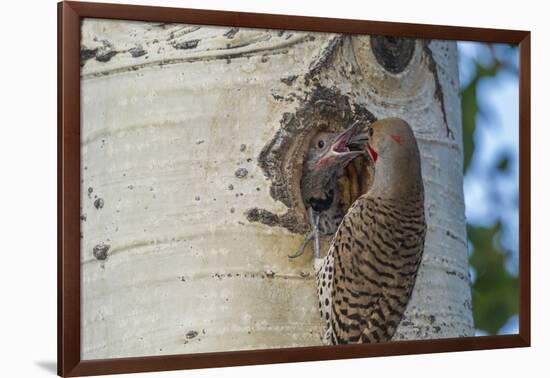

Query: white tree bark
[80,18,473,360]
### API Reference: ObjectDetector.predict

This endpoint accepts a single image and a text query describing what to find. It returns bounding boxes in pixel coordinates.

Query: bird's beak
[366,143,378,162]
[316,121,365,169]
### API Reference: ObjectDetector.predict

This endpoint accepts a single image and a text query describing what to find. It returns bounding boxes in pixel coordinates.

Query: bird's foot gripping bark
[287,229,314,259]
[312,208,321,259]
[288,207,321,259]
[322,328,333,345]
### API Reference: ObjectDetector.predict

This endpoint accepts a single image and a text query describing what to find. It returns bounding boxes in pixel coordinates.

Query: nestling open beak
[316,121,366,169]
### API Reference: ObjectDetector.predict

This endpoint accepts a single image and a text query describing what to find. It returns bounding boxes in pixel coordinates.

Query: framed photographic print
[58,1,530,376]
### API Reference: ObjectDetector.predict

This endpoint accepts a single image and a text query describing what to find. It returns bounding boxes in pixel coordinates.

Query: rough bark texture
[80,18,473,359]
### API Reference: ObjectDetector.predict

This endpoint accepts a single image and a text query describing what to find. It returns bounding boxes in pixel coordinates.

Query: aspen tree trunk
[80,18,474,359]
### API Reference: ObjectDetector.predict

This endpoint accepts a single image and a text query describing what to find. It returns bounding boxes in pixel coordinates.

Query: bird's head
[301,121,366,212]
[305,121,366,172]
[363,118,420,164]
[362,117,423,197]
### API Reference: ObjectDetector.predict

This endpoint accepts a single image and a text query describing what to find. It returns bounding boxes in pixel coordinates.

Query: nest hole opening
[291,140,373,236]
[252,85,377,235]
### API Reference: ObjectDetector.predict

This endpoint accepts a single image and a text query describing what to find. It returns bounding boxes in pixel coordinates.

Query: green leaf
[497,156,510,172]
[461,81,477,172]
[468,223,519,335]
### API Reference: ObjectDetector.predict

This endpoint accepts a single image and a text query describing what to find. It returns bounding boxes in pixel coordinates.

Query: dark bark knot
[93,243,110,261]
[370,36,415,74]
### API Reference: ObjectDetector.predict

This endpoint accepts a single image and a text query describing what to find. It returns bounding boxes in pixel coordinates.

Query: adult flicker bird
[311,118,426,344]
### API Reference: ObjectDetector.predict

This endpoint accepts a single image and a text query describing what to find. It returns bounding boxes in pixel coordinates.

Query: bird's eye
[317,140,325,149]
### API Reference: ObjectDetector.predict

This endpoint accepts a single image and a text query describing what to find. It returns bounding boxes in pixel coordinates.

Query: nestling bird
[314,118,426,344]
[289,121,366,259]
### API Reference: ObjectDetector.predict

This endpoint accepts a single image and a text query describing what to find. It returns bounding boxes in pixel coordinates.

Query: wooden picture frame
[58,1,531,376]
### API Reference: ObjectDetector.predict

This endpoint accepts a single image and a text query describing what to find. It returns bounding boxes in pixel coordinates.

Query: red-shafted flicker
[303,118,426,344]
